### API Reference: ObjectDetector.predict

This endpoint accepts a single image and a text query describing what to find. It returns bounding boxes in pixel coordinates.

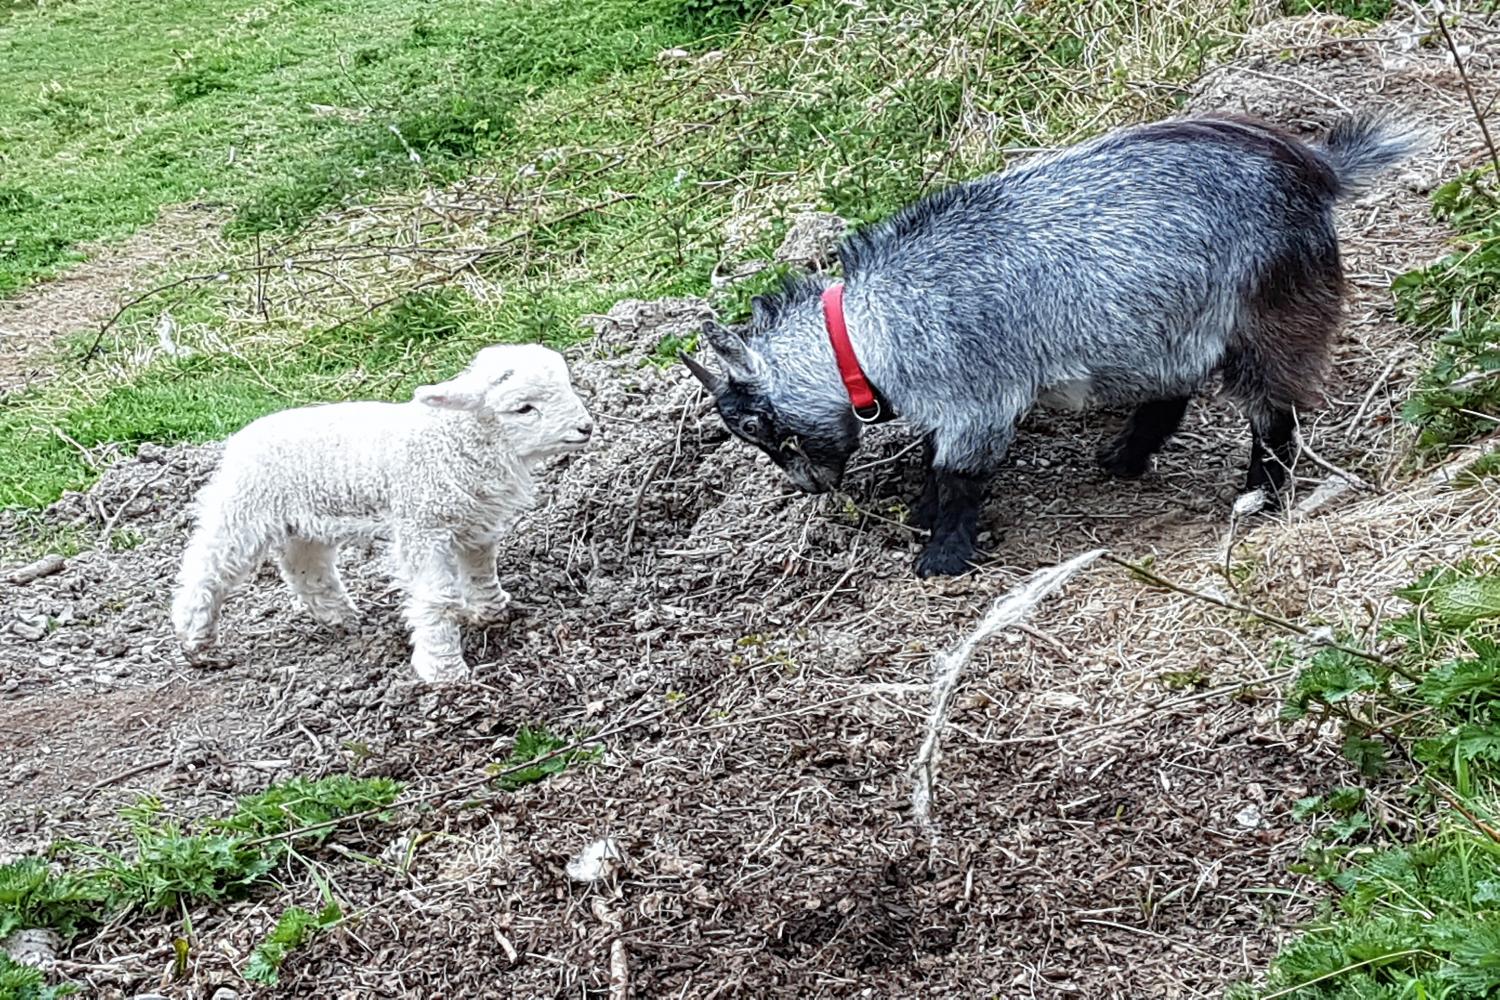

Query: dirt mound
[1,11,1497,999]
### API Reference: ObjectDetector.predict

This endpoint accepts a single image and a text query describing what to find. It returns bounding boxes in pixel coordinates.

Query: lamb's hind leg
[277,537,356,626]
[1097,396,1192,479]
[171,522,269,661]
[393,532,469,683]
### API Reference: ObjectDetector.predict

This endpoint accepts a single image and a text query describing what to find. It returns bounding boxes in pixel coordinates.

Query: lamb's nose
[577,421,594,438]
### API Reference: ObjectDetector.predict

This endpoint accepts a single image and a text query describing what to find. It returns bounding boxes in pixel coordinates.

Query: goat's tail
[1318,112,1428,197]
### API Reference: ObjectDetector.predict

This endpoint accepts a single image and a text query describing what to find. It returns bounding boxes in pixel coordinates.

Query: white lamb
[170,343,594,683]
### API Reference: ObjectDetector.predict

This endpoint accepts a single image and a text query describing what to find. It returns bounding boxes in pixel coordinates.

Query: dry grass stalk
[909,547,1106,838]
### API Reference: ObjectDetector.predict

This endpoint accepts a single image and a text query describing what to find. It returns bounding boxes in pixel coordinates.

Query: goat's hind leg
[1097,396,1191,479]
[1245,405,1298,505]
[277,537,356,626]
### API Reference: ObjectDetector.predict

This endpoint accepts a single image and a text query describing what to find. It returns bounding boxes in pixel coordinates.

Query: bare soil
[2,14,1498,1000]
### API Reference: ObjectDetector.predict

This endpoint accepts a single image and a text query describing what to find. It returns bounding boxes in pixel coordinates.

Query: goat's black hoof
[1096,439,1150,479]
[915,540,975,578]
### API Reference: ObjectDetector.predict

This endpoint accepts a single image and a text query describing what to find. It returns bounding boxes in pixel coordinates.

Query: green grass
[0,775,400,996]
[1395,169,1500,465]
[1231,562,1500,998]
[0,0,718,295]
[0,0,1255,510]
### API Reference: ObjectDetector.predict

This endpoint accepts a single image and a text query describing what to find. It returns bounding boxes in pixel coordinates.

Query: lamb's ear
[413,380,485,411]
[701,320,763,381]
[679,351,726,396]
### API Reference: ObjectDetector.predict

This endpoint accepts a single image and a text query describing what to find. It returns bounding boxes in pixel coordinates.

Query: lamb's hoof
[460,595,512,625]
[915,540,976,578]
[309,603,357,627]
[177,633,216,666]
[1096,439,1150,479]
[412,652,471,685]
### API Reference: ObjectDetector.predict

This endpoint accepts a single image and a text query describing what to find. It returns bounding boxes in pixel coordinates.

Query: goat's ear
[679,350,726,396]
[414,380,485,411]
[750,294,774,328]
[701,320,763,381]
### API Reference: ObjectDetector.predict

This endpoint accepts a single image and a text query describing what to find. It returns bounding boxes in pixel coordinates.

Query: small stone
[774,211,848,268]
[210,988,242,1000]
[9,620,46,642]
[2,927,62,967]
[1234,805,1262,829]
[36,654,59,669]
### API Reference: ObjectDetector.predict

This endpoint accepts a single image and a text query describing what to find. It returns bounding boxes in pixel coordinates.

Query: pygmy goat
[171,344,594,682]
[682,112,1424,577]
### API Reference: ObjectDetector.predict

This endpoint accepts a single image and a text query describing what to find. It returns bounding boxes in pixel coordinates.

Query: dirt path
[2,14,1497,999]
[0,204,225,394]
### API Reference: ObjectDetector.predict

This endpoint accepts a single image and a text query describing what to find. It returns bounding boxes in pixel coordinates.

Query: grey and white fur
[682,112,1425,577]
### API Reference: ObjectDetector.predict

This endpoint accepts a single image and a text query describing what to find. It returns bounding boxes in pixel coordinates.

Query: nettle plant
[1235,562,1500,999]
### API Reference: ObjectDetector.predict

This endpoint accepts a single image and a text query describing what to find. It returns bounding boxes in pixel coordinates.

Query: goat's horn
[679,351,726,396]
[700,320,761,380]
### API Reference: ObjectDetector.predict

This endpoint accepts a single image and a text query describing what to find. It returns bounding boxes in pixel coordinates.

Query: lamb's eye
[739,416,762,438]
[513,404,536,415]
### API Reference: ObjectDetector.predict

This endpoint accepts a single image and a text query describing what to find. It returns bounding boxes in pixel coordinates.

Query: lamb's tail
[1318,112,1428,197]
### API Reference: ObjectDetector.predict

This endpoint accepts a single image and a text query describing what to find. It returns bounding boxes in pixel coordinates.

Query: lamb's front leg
[456,537,510,624]
[395,533,470,684]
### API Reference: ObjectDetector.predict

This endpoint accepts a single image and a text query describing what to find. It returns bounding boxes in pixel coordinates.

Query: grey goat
[682,112,1424,576]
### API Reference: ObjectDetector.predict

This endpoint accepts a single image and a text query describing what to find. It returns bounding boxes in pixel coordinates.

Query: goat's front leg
[913,433,939,530]
[914,427,1008,578]
[394,532,470,684]
[915,466,990,577]
[456,537,510,624]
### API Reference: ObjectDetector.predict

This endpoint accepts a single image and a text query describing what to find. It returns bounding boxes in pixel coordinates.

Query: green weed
[0,954,75,1000]
[490,724,602,791]
[1236,561,1500,998]
[0,775,399,940]
[1394,170,1500,459]
[242,902,343,986]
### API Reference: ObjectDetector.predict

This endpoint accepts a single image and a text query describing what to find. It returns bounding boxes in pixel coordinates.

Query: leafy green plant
[490,725,602,790]
[0,954,75,1000]
[1394,170,1500,459]
[242,902,343,986]
[1237,562,1500,998]
[0,776,399,947]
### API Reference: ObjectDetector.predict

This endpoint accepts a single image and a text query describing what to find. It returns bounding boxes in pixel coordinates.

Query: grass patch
[1395,170,1500,463]
[1232,562,1500,998]
[0,0,711,294]
[1280,0,1394,20]
[0,775,400,997]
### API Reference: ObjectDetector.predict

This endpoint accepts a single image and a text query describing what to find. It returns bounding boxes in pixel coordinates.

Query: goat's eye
[513,404,536,415]
[739,416,761,438]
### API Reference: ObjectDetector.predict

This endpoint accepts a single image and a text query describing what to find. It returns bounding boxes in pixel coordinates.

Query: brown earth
[2,13,1498,1000]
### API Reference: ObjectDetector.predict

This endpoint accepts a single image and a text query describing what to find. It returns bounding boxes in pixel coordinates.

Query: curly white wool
[170,343,594,682]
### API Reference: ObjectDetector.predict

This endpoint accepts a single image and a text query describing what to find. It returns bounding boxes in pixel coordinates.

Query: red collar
[822,283,883,421]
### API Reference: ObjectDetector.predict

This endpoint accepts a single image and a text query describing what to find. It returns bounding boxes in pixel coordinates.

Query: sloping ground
[2,12,1497,999]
